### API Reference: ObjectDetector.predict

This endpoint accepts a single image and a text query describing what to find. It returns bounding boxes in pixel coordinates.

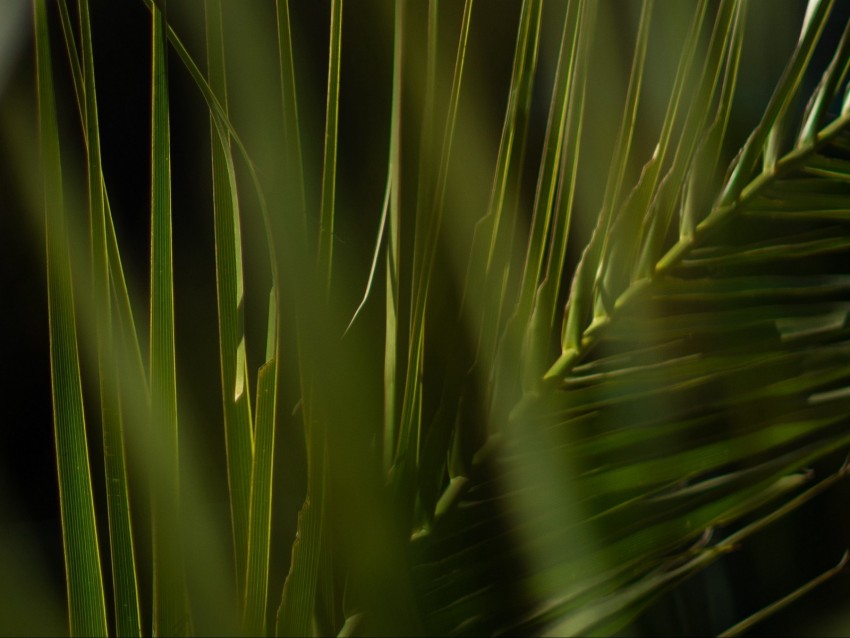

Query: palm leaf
[204,0,255,605]
[244,291,279,635]
[398,0,475,523]
[275,0,307,227]
[148,2,191,634]
[34,0,109,634]
[76,0,143,633]
[413,2,850,635]
[718,550,849,637]
[54,1,144,634]
[18,1,850,636]
[317,0,343,292]
[275,398,326,638]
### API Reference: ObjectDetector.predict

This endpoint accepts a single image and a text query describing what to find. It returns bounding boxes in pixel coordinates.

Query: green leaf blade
[276,442,326,638]
[75,0,143,633]
[317,0,343,293]
[148,3,190,634]
[205,0,254,604]
[243,290,279,635]
[34,0,109,634]
[243,358,277,635]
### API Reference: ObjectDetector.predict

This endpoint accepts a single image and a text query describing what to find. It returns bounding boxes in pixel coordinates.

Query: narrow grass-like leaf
[481,0,541,276]
[522,119,850,636]
[50,37,152,638]
[342,0,406,352]
[399,0,474,475]
[574,0,655,342]
[317,0,343,292]
[25,3,850,636]
[548,105,850,385]
[718,550,849,637]
[384,0,404,474]
[551,1,711,378]
[396,0,439,499]
[106,206,149,390]
[205,0,254,603]
[635,0,741,277]
[411,0,439,283]
[471,0,542,379]
[55,1,82,112]
[681,0,745,238]
[76,0,142,633]
[765,0,822,172]
[345,175,391,337]
[56,1,145,634]
[599,0,709,266]
[275,0,307,228]
[534,0,596,333]
[148,3,191,634]
[510,0,598,397]
[34,0,108,634]
[243,292,278,635]
[276,428,327,637]
[546,458,850,636]
[799,17,850,145]
[56,3,149,390]
[623,0,732,280]
[448,31,850,627]
[517,0,585,326]
[140,0,281,299]
[719,0,833,205]
[591,0,653,269]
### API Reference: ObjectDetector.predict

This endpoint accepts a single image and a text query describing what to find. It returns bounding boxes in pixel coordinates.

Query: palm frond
[14,1,850,636]
[413,2,850,634]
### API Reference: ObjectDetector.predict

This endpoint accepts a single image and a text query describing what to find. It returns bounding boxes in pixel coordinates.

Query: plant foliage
[3,0,850,635]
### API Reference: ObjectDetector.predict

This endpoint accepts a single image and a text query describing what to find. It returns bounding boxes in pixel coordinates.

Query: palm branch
[5,0,850,635]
